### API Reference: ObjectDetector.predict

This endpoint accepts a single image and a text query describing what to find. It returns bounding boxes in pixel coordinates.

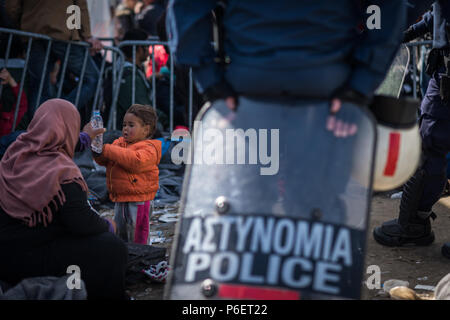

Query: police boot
[373,170,436,247]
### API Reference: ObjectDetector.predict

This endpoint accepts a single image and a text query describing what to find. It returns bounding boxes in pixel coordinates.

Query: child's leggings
[114,201,152,244]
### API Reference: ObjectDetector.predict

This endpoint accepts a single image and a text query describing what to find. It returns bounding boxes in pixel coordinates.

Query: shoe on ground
[373,219,434,247]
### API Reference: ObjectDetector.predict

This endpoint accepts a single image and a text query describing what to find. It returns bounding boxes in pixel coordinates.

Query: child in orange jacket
[94,104,162,244]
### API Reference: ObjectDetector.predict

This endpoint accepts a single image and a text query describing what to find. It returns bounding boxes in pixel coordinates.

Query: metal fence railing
[0,28,52,132]
[97,46,126,130]
[1,28,196,136]
[0,27,126,134]
[0,25,439,140]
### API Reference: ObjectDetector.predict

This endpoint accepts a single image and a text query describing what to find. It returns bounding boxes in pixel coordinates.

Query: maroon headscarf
[0,99,88,227]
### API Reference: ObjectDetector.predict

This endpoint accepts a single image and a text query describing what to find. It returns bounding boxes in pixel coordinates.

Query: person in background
[5,0,103,119]
[0,68,28,138]
[87,0,115,43]
[0,34,29,137]
[136,0,165,36]
[117,28,168,130]
[115,0,138,39]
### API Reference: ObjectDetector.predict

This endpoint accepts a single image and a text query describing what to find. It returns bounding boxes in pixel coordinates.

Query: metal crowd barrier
[96,46,126,130]
[0,27,126,134]
[1,28,196,135]
[97,37,117,47]
[116,39,195,133]
[0,27,51,132]
[117,40,175,133]
[405,40,433,99]
[97,36,160,46]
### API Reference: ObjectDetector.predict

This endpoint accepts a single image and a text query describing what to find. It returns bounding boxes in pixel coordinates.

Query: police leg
[374,116,450,246]
[373,167,437,246]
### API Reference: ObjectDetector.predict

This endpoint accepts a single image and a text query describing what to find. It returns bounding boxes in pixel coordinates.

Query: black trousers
[417,112,450,212]
[0,232,128,300]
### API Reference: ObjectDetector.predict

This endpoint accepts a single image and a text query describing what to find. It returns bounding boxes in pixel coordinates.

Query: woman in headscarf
[0,99,128,300]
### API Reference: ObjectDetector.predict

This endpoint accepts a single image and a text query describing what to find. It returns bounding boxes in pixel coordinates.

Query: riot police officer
[374,0,450,259]
[166,0,407,112]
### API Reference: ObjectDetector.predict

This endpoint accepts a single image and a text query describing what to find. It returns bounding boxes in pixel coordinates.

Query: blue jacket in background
[167,0,406,99]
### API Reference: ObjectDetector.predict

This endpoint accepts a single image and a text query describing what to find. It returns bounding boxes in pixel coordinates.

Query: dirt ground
[361,191,450,300]
[121,205,178,300]
[123,192,450,300]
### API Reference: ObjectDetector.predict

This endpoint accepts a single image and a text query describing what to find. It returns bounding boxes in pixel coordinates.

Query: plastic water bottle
[91,110,103,153]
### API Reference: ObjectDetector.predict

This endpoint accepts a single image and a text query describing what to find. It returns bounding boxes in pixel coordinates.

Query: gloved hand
[328,86,369,138]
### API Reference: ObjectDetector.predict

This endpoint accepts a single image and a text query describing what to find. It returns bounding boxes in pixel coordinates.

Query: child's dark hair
[126,104,158,138]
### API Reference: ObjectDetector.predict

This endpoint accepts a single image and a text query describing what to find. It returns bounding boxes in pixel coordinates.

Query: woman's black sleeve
[58,183,110,235]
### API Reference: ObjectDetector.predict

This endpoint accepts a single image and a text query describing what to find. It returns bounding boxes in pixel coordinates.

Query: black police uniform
[374,0,450,259]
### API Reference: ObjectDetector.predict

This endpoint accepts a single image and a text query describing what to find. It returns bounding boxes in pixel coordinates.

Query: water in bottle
[91,110,103,153]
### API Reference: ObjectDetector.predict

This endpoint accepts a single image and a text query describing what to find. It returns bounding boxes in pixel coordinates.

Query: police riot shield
[376,44,410,98]
[165,96,377,300]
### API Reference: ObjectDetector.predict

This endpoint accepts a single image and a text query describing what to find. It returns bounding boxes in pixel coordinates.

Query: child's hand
[82,122,106,140]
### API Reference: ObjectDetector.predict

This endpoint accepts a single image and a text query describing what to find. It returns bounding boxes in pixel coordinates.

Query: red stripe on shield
[384,132,401,177]
[218,284,300,300]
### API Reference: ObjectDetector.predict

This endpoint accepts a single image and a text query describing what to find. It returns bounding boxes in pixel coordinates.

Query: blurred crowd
[0,0,203,144]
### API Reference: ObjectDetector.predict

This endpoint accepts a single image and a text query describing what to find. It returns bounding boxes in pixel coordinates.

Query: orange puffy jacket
[94,137,162,203]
